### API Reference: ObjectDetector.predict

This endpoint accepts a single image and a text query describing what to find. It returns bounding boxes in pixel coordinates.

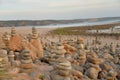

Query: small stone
[85,67,99,79]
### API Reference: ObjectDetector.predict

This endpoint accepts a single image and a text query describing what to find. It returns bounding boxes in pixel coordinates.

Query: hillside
[0,17,120,27]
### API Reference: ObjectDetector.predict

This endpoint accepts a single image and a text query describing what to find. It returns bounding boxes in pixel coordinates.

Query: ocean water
[21,20,120,28]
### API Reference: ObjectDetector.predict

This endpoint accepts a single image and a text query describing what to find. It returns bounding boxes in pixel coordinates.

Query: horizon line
[0,16,120,21]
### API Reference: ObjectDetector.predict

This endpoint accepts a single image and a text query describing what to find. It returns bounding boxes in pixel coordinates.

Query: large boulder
[8,35,23,51]
[21,40,38,60]
[30,38,43,58]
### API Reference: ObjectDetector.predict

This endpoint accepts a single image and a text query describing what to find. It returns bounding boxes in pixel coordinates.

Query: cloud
[0,0,119,20]
[0,0,20,4]
[43,0,120,11]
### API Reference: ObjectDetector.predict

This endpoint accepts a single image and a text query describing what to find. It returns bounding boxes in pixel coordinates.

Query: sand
[0,27,56,35]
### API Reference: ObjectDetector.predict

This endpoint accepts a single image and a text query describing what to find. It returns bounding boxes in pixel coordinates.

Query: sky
[0,0,120,20]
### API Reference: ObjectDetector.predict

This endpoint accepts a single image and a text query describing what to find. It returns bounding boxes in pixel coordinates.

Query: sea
[20,20,120,28]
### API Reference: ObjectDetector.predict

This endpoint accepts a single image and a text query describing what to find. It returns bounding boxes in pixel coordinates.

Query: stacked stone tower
[20,49,34,69]
[11,27,17,37]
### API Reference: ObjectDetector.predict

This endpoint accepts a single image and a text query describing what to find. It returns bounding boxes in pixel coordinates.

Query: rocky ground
[0,27,120,80]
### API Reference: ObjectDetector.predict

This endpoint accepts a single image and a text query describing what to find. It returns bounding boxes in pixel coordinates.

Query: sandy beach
[0,27,120,80]
[0,0,120,79]
[0,27,56,35]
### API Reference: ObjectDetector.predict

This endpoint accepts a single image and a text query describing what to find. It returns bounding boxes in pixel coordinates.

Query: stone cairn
[43,43,66,64]
[76,37,84,50]
[110,42,116,55]
[115,43,120,54]
[8,51,15,66]
[11,27,17,37]
[51,57,72,80]
[2,32,10,48]
[30,27,44,58]
[84,41,89,50]
[20,49,34,69]
[85,51,103,79]
[48,42,56,57]
[55,43,66,58]
[76,48,86,66]
[63,40,77,55]
[70,37,86,66]
[31,27,38,39]
[50,42,56,49]
[45,41,56,53]
[51,57,84,80]
[50,41,84,80]
[0,49,9,71]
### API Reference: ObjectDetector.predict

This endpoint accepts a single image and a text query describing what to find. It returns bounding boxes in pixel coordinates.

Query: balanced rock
[63,42,77,55]
[87,51,103,64]
[20,49,34,69]
[30,27,43,58]
[51,57,71,80]
[54,43,66,58]
[76,49,86,66]
[11,27,17,37]
[8,51,15,66]
[0,49,8,70]
[2,32,10,48]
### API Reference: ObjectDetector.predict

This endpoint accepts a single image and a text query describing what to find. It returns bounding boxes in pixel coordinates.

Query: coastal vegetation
[51,22,120,36]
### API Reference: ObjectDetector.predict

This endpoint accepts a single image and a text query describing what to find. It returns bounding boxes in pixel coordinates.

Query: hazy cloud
[0,0,119,20]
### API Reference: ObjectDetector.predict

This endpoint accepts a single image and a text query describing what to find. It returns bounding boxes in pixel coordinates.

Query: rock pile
[54,43,66,58]
[0,49,8,70]
[0,27,120,80]
[9,27,23,51]
[63,40,77,55]
[2,32,10,48]
[30,27,44,58]
[20,49,34,69]
[41,43,66,64]
[8,51,15,66]
[51,57,72,80]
